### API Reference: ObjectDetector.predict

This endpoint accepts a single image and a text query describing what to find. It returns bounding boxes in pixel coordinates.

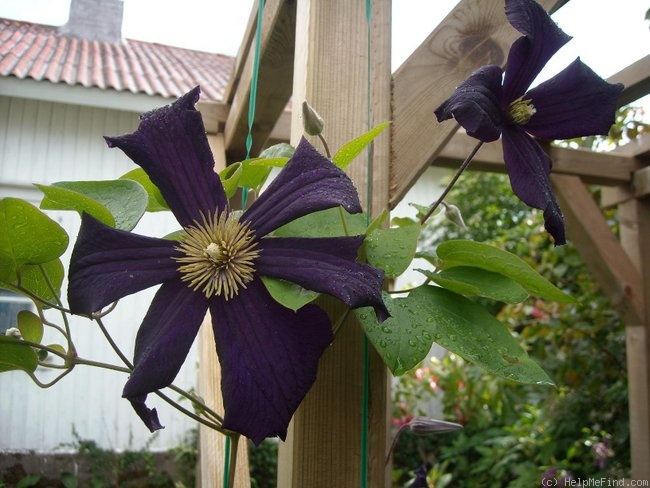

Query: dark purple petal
[122,278,208,427]
[502,0,572,101]
[210,278,333,444]
[105,87,227,228]
[68,214,180,314]
[434,65,505,142]
[242,138,362,237]
[257,236,389,322]
[501,127,565,244]
[128,395,164,433]
[524,58,624,140]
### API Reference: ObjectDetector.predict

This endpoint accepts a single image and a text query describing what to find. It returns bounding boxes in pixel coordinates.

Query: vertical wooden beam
[197,134,251,488]
[618,197,650,481]
[277,0,391,487]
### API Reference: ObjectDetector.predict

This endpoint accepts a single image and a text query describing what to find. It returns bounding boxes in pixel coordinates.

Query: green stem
[338,206,351,236]
[228,434,240,488]
[318,133,332,159]
[10,282,71,314]
[419,140,483,225]
[168,383,225,424]
[28,367,73,388]
[37,264,74,355]
[94,316,134,369]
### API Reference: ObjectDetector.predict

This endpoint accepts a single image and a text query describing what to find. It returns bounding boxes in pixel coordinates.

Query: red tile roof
[0,18,234,102]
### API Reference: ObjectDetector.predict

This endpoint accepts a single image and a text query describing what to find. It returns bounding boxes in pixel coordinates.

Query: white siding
[0,95,198,452]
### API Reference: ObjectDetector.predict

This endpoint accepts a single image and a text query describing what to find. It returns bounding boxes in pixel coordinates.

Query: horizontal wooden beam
[223,0,296,162]
[197,100,291,142]
[434,132,642,185]
[609,55,650,107]
[552,174,644,326]
[389,0,562,208]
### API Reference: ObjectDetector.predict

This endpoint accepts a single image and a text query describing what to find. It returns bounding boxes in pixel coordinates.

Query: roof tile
[0,18,234,102]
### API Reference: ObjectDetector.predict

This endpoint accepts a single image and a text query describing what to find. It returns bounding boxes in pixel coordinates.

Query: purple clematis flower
[67,87,389,444]
[434,0,623,245]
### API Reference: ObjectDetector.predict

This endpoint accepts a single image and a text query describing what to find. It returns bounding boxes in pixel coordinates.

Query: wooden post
[277,0,392,486]
[618,196,650,481]
[196,134,251,488]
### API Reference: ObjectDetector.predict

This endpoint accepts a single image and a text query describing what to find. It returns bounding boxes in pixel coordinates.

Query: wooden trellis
[194,0,650,485]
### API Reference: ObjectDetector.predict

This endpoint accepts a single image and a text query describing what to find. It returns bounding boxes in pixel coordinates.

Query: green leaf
[261,276,319,311]
[238,161,272,193]
[365,221,420,278]
[4,259,65,305]
[332,122,390,169]
[357,286,554,385]
[120,168,169,212]
[0,198,69,282]
[219,163,243,199]
[0,335,38,373]
[247,157,290,168]
[273,207,367,238]
[365,209,389,236]
[17,310,43,343]
[437,240,575,303]
[418,266,529,303]
[260,142,295,159]
[37,180,148,231]
[356,292,435,375]
[411,286,553,385]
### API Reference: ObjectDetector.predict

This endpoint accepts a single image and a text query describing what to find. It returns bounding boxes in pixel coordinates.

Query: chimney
[59,0,124,43]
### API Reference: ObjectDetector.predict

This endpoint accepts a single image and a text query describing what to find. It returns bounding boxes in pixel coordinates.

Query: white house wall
[0,95,199,452]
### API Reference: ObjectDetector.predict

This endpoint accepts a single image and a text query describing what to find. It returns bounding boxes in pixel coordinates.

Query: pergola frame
[193,0,650,485]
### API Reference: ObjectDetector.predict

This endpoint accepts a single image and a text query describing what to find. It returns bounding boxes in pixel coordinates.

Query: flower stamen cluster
[175,211,259,300]
[507,96,536,125]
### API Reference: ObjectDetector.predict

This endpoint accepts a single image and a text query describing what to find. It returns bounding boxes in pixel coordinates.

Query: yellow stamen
[508,96,537,125]
[174,211,260,300]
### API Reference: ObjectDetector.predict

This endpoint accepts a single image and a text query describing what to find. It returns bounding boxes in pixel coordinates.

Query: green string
[222,436,232,488]
[224,3,264,487]
[361,1,373,487]
[241,0,265,210]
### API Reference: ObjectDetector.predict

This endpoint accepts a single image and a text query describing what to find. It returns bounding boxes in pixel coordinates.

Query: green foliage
[332,121,390,169]
[391,171,629,486]
[0,198,69,283]
[37,180,149,231]
[249,439,278,488]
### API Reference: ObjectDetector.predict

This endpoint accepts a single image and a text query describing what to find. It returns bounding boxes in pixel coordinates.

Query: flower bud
[408,416,462,435]
[443,202,467,230]
[5,327,22,339]
[302,101,325,136]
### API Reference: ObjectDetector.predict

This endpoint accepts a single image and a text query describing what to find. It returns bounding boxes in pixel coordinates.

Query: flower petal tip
[126,395,165,433]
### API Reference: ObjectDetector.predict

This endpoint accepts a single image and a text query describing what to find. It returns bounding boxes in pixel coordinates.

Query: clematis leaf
[261,276,319,311]
[120,168,170,212]
[273,207,367,238]
[359,286,553,385]
[219,163,243,198]
[17,259,65,305]
[17,310,43,344]
[247,157,291,168]
[0,335,38,373]
[238,160,272,193]
[356,292,434,376]
[261,142,295,159]
[413,286,553,385]
[37,180,148,231]
[365,208,389,236]
[365,221,421,278]
[332,121,390,169]
[418,266,529,304]
[0,198,69,283]
[437,240,574,303]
